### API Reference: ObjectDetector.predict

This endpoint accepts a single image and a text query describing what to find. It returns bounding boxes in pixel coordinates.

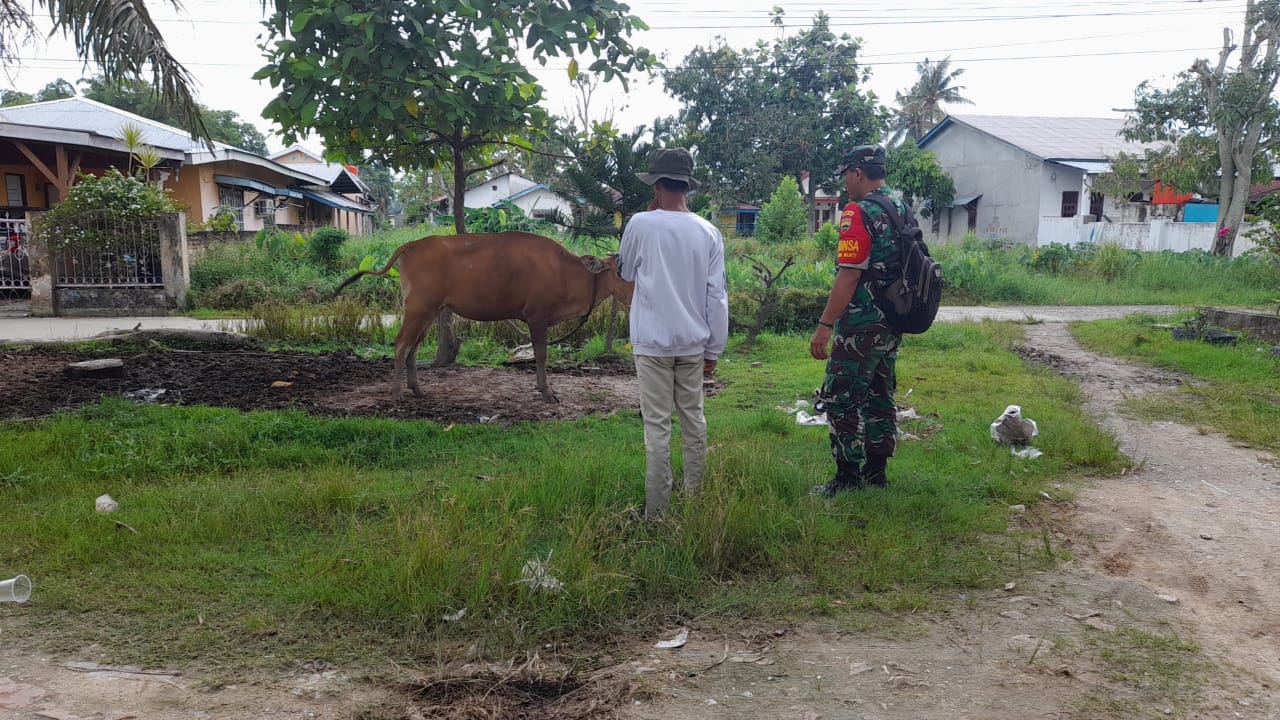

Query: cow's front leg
[529,323,559,403]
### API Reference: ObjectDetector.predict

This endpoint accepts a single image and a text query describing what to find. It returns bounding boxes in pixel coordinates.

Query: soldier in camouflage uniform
[809,145,906,496]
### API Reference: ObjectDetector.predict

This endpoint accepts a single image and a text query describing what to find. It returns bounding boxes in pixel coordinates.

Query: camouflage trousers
[820,327,901,465]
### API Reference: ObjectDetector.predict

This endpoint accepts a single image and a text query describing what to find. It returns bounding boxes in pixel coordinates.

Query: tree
[0,0,208,141]
[1091,152,1146,205]
[257,0,652,234]
[80,75,269,154]
[358,162,396,230]
[885,143,955,216]
[0,89,33,106]
[890,56,973,144]
[1122,0,1280,256]
[664,12,887,227]
[258,0,652,366]
[549,126,653,242]
[754,175,807,244]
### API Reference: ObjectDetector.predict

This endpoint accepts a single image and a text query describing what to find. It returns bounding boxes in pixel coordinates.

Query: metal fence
[40,209,163,287]
[0,218,30,291]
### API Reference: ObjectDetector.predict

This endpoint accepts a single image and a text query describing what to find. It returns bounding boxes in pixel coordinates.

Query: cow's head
[580,253,634,307]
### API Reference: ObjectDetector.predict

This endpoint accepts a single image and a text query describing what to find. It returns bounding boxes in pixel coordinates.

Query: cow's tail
[332,243,413,298]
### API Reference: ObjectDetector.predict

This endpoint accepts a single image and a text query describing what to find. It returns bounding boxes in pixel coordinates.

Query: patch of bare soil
[0,348,641,425]
[5,323,1280,719]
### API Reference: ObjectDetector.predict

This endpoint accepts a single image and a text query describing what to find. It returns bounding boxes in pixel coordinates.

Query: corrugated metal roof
[1053,160,1113,175]
[923,115,1161,160]
[299,188,372,214]
[283,162,370,194]
[0,97,232,153]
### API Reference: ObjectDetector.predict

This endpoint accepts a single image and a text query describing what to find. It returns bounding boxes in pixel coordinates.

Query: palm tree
[0,0,209,143]
[891,56,973,144]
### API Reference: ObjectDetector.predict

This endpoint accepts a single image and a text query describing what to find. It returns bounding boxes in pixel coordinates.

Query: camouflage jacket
[834,186,906,333]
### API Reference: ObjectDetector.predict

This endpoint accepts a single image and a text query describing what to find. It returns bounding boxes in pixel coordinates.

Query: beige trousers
[635,353,707,518]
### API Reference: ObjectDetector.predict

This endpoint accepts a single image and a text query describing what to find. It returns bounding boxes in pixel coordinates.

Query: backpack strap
[860,192,910,235]
[857,192,912,281]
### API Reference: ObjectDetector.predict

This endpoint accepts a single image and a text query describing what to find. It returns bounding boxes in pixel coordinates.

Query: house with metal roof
[917,114,1164,244]
[462,172,573,220]
[0,97,373,235]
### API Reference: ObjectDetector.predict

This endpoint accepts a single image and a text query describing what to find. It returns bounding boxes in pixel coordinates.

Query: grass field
[0,323,1126,671]
[1073,314,1280,452]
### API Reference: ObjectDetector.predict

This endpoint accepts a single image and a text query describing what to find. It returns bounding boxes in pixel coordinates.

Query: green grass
[1059,627,1208,720]
[187,224,1280,317]
[934,238,1280,307]
[1073,315,1280,451]
[0,323,1125,670]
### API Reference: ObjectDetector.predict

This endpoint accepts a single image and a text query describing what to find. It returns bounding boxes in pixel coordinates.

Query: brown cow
[334,231,634,403]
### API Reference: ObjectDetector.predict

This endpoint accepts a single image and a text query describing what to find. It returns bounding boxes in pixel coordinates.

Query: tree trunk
[433,141,467,367]
[1217,152,1256,257]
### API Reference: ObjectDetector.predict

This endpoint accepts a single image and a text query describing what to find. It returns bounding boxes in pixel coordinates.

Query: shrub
[189,207,240,233]
[41,168,183,224]
[754,176,807,244]
[198,278,273,310]
[813,221,839,254]
[729,287,828,334]
[308,227,349,270]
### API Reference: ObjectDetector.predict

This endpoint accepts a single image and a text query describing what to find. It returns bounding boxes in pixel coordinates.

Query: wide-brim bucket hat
[636,147,701,190]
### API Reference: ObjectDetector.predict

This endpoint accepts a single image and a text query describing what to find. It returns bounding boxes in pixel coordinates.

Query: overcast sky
[2,0,1250,156]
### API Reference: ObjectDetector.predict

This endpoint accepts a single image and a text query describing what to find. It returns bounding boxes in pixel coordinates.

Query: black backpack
[859,193,944,335]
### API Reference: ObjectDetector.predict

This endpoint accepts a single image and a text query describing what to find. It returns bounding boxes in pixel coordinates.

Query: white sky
[2,0,1250,156]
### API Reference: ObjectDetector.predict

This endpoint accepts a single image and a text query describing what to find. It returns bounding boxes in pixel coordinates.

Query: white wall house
[918,115,1163,245]
[462,172,573,220]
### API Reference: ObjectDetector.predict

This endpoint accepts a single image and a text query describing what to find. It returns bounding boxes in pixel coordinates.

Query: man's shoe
[813,461,863,497]
[863,455,888,488]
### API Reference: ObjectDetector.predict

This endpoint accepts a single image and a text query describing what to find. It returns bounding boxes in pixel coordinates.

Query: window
[5,175,25,207]
[217,186,245,230]
[1060,191,1079,217]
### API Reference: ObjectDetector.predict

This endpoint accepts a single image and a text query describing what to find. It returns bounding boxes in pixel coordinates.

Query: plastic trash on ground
[0,575,31,603]
[795,410,828,426]
[654,627,689,649]
[990,405,1038,446]
[514,552,563,593]
[95,494,119,514]
[991,405,1042,458]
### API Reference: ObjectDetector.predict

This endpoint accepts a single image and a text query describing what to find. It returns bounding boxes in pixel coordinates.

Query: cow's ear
[580,255,605,273]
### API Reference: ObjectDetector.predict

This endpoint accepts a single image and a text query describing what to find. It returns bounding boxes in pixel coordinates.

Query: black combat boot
[862,454,889,488]
[814,459,863,497]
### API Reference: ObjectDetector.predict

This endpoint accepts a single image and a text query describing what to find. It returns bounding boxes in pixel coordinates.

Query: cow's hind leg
[392,306,437,400]
[529,323,559,403]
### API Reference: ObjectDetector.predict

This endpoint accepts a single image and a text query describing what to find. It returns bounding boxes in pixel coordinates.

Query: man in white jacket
[618,148,729,519]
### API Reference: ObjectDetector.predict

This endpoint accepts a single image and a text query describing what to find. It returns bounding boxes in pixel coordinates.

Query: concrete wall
[922,124,1042,243]
[1039,163,1086,220]
[1035,216,1262,257]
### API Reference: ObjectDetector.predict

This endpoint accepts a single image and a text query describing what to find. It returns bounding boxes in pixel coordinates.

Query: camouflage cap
[834,144,887,176]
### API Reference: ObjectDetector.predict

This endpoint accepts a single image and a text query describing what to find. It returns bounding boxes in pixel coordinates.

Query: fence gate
[42,209,164,288]
[0,218,30,292]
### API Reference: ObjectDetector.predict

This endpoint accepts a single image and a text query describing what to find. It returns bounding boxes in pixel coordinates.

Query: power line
[8,45,1224,72]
